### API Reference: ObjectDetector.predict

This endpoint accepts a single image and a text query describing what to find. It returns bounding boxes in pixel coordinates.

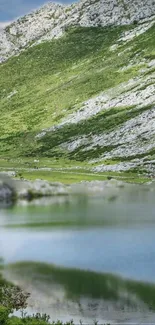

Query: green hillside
[0,22,155,172]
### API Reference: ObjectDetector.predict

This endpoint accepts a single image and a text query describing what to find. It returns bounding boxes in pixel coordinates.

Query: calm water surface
[0,187,155,281]
[1,226,155,282]
[1,183,155,322]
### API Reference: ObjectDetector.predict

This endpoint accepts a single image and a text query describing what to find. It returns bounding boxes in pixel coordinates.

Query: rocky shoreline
[0,172,153,208]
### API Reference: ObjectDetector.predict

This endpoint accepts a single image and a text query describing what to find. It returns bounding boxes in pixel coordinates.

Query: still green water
[1,183,155,323]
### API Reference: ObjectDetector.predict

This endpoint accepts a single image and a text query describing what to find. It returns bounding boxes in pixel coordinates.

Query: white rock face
[58,108,155,156]
[60,74,155,125]
[1,0,155,63]
[34,37,155,173]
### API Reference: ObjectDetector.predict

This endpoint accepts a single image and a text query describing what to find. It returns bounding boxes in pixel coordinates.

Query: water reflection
[1,226,155,282]
[1,181,155,322]
[3,262,155,323]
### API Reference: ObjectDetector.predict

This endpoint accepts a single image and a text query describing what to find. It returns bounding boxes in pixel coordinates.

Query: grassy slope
[0,157,150,183]
[0,23,155,175]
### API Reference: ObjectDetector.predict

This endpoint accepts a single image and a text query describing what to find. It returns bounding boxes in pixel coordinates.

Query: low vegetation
[0,22,155,171]
[0,305,77,325]
[0,157,151,185]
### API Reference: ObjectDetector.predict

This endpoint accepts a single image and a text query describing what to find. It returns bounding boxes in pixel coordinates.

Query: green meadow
[0,23,155,167]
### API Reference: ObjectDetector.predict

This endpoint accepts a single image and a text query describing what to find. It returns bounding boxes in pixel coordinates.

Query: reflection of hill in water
[4,262,155,314]
[2,182,155,228]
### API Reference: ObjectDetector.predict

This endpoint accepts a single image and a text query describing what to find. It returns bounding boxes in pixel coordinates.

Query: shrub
[6,316,23,325]
[0,285,30,311]
[0,306,10,325]
[22,313,50,323]
[7,317,48,325]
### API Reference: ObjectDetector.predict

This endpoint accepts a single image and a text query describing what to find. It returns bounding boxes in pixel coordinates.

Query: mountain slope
[0,0,155,174]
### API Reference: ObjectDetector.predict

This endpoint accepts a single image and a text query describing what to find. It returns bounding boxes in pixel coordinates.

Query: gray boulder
[0,174,16,207]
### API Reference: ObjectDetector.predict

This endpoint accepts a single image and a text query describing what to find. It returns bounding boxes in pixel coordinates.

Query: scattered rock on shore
[16,179,69,200]
[0,174,16,206]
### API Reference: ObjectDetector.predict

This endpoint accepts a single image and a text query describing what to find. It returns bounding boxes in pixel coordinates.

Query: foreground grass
[0,308,112,325]
[0,308,82,325]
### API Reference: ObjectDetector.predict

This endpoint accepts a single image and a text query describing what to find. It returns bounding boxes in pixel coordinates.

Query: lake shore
[0,173,153,206]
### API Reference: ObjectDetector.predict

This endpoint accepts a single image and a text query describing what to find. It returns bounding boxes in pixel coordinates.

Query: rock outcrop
[0,175,16,207]
[1,0,155,63]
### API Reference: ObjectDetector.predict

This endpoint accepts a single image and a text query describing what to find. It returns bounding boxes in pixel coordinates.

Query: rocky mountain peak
[0,0,155,63]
